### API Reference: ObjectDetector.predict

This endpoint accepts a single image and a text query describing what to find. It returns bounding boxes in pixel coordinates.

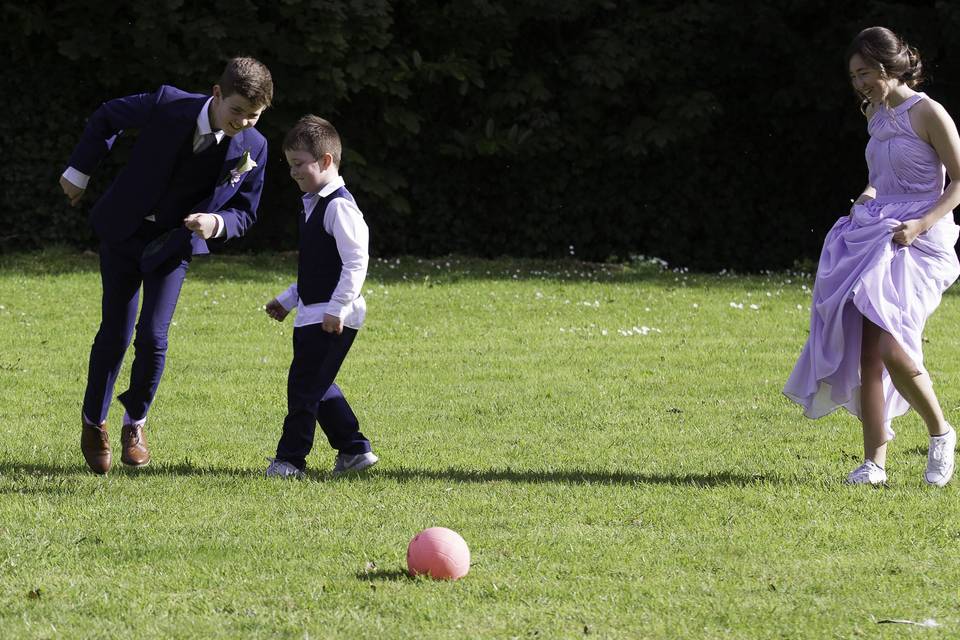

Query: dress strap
[893,92,925,113]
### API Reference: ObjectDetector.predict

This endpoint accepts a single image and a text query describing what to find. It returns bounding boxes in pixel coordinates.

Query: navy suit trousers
[82,222,190,424]
[276,324,370,470]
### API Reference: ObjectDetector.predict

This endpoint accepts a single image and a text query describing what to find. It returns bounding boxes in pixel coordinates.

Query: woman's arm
[892,99,960,245]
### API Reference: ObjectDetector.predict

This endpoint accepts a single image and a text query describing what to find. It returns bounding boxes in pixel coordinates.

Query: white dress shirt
[62,97,227,238]
[275,176,369,330]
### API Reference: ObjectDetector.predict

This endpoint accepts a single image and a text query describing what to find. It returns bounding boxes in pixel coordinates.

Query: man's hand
[265,298,289,322]
[322,313,343,334]
[59,175,85,207]
[184,213,219,239]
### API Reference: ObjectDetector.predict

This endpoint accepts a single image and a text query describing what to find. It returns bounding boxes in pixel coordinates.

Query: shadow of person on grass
[0,460,776,488]
[365,466,775,487]
[0,459,260,481]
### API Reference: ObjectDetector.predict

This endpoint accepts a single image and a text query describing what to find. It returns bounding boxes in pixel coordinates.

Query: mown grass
[1,249,958,639]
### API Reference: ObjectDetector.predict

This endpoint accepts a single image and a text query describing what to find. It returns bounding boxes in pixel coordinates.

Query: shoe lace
[851,462,880,481]
[930,437,947,463]
[124,426,140,445]
[269,459,301,476]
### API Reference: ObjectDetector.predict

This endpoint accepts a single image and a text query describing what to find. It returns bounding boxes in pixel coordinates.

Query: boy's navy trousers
[276,323,371,470]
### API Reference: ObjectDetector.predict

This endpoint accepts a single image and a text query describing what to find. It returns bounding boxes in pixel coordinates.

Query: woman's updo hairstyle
[846,26,924,88]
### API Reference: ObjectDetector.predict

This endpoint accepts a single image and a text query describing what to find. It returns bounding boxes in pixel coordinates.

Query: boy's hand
[184,213,219,239]
[322,313,343,334]
[59,175,85,207]
[265,299,289,321]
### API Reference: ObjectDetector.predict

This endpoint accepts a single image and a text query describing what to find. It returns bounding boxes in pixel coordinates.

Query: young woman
[784,26,960,486]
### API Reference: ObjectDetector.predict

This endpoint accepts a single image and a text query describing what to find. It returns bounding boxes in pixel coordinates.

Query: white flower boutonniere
[226,150,257,187]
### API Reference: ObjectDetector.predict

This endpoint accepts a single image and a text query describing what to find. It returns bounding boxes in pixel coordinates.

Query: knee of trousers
[133,332,169,353]
[91,331,133,357]
[287,399,320,414]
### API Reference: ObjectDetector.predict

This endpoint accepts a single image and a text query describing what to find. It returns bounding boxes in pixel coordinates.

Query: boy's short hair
[283,115,342,167]
[218,57,273,107]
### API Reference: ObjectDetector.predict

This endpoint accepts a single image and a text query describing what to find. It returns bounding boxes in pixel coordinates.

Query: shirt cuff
[62,167,90,190]
[212,214,226,238]
[325,300,348,319]
[276,285,299,311]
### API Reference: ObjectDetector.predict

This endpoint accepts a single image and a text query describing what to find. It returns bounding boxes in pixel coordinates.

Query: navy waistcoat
[152,133,229,228]
[297,187,356,305]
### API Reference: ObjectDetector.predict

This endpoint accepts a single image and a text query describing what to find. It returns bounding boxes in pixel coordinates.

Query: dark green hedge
[3,0,958,270]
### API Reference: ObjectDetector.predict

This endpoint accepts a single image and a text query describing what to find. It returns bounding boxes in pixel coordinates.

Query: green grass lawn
[1,249,959,639]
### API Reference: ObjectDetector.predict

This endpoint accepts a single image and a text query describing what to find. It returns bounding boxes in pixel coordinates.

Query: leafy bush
[2,1,956,269]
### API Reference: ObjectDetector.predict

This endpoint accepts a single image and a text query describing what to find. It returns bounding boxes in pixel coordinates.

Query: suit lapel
[207,130,249,211]
[167,97,206,150]
[137,99,204,204]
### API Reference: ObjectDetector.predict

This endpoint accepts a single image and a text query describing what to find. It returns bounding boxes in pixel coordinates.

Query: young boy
[60,57,273,474]
[264,115,377,479]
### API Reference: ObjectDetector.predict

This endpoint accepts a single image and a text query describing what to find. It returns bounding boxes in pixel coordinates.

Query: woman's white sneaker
[846,460,887,485]
[924,426,956,487]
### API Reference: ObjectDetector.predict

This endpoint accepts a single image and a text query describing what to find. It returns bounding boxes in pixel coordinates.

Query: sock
[122,411,146,427]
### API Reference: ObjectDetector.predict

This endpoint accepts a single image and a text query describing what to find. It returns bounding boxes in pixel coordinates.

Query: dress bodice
[866,93,944,196]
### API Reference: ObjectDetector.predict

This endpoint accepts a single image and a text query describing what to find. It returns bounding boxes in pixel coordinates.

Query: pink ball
[407,527,470,580]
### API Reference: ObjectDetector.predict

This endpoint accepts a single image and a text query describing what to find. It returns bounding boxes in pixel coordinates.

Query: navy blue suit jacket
[67,85,267,265]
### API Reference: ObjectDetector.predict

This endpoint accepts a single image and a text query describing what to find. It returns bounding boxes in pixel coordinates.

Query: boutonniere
[225,150,257,187]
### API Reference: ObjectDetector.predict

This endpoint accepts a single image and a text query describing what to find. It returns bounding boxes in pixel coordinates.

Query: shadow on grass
[0,459,261,480]
[0,248,293,282]
[0,461,776,488]
[375,466,777,487]
[1,250,683,285]
[355,567,412,582]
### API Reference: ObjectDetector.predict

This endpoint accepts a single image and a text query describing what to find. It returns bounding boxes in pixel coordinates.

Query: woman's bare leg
[860,318,890,467]
[872,324,950,436]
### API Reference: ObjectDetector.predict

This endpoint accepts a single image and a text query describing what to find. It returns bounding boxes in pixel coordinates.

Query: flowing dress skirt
[783,195,960,439]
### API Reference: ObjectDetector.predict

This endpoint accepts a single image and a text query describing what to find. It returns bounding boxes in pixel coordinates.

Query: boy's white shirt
[61,97,227,238]
[275,175,369,330]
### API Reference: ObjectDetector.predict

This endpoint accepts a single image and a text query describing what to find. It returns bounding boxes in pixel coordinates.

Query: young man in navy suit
[59,57,272,474]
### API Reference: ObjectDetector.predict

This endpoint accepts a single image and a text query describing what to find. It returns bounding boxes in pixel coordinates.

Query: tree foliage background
[2,0,959,270]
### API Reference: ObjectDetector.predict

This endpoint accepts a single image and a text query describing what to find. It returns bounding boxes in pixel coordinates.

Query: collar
[301,176,346,217]
[197,97,226,145]
[317,175,346,198]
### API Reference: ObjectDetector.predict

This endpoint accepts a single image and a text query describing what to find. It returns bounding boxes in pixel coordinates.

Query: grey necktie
[193,132,216,154]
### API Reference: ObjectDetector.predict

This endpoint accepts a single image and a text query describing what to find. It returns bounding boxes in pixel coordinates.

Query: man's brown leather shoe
[121,424,150,467]
[80,422,112,475]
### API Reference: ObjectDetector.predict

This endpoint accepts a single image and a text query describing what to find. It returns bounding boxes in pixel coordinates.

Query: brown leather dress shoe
[121,424,150,467]
[80,422,112,475]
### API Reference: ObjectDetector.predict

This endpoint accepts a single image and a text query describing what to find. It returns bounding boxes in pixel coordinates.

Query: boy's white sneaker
[924,426,956,487]
[265,457,304,479]
[846,460,887,486]
[333,451,379,477]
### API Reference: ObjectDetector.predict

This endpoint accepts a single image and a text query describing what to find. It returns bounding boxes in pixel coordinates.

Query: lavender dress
[784,93,960,439]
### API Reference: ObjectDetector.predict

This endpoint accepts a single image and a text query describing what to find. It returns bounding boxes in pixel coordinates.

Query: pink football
[407,527,470,580]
